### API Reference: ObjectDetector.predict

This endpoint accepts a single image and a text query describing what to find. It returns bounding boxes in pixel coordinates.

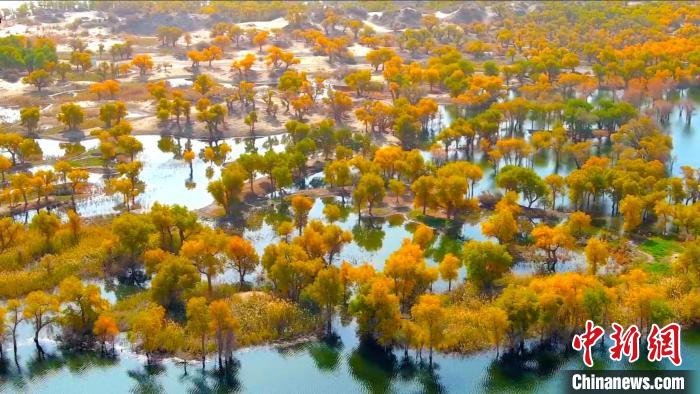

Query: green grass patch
[414,214,449,229]
[68,156,103,167]
[639,237,681,262]
[66,71,102,83]
[427,234,464,261]
[642,261,672,275]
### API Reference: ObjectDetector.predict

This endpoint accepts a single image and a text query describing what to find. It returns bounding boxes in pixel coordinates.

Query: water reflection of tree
[103,277,146,301]
[61,349,119,373]
[348,338,444,394]
[157,135,175,155]
[244,210,266,232]
[308,334,343,372]
[128,359,242,393]
[348,339,395,393]
[127,362,166,393]
[274,342,308,359]
[412,361,445,394]
[25,353,63,379]
[425,233,463,262]
[185,367,240,393]
[338,306,354,328]
[208,359,241,392]
[352,219,385,252]
[482,342,571,392]
[0,350,119,392]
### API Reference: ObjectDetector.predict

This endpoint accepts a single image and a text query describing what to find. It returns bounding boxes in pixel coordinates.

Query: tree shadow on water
[0,347,119,391]
[348,338,445,394]
[209,359,241,393]
[482,341,570,392]
[170,357,242,393]
[348,338,397,393]
[308,333,343,372]
[352,219,386,252]
[127,362,166,394]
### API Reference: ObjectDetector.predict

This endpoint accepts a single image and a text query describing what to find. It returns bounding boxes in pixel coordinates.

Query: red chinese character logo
[572,320,605,367]
[609,323,641,362]
[647,323,682,366]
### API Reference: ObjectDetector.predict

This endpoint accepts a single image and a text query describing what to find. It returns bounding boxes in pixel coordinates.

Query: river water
[2,314,698,393]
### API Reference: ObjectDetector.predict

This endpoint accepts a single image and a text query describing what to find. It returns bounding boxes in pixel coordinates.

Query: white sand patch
[124,110,149,119]
[348,43,372,57]
[235,49,259,57]
[284,41,313,56]
[0,1,25,10]
[436,10,456,19]
[146,54,201,80]
[362,20,393,33]
[136,53,235,84]
[62,37,125,54]
[71,100,99,108]
[0,106,20,124]
[85,26,112,37]
[484,8,499,22]
[166,78,192,88]
[237,17,288,31]
[0,79,25,91]
[296,55,331,73]
[0,22,34,35]
[189,29,211,43]
[64,10,101,21]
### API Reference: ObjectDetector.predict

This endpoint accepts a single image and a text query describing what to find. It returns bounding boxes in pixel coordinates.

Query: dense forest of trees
[0,0,697,375]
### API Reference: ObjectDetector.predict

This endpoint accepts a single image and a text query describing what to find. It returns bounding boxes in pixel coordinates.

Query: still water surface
[2,314,697,393]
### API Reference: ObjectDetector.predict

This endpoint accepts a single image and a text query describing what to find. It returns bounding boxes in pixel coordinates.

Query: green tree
[56,103,84,130]
[348,276,402,346]
[438,253,460,291]
[207,163,246,216]
[23,290,59,354]
[497,285,539,352]
[150,253,200,309]
[411,175,436,215]
[291,195,314,235]
[354,173,385,218]
[180,228,227,293]
[20,106,41,135]
[22,69,51,92]
[7,299,23,364]
[226,235,259,288]
[30,210,60,251]
[411,294,446,365]
[304,266,343,335]
[209,300,239,369]
[462,240,513,291]
[186,296,211,369]
[324,160,352,204]
[496,165,548,208]
[244,111,258,135]
[58,276,109,341]
[128,303,166,364]
[111,213,154,270]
